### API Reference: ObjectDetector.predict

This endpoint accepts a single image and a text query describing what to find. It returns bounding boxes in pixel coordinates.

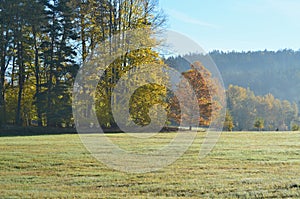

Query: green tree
[0,0,16,126]
[227,85,256,130]
[223,110,234,131]
[291,124,299,131]
[30,0,48,126]
[39,0,78,127]
[254,118,264,131]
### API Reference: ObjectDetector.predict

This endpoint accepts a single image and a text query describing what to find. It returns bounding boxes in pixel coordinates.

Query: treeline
[166,54,300,131]
[0,0,164,127]
[166,50,300,102]
[225,85,299,131]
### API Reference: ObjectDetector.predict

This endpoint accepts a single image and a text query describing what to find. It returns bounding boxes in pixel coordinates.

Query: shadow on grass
[0,126,179,137]
[0,126,77,137]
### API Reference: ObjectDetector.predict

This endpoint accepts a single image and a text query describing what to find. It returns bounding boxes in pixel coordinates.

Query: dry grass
[0,131,299,198]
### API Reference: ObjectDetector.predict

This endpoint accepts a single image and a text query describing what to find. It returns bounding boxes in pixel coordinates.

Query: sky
[158,0,300,52]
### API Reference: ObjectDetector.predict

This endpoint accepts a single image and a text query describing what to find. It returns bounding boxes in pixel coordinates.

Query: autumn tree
[227,85,257,130]
[95,46,168,129]
[227,85,298,131]
[223,110,234,131]
[0,0,166,129]
[92,0,166,129]
[254,118,264,131]
[169,61,221,129]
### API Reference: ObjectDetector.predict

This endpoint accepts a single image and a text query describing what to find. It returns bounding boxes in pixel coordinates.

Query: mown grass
[0,132,299,198]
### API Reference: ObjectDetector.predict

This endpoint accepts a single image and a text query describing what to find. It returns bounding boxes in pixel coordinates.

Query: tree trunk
[16,41,25,126]
[33,26,42,126]
[0,28,7,127]
[0,67,5,127]
[80,7,87,62]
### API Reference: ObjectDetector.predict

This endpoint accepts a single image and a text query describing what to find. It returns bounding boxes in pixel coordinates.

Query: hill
[165,49,300,103]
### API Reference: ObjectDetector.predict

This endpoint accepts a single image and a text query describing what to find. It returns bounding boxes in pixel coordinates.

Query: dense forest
[166,50,300,102]
[166,51,300,131]
[0,0,165,128]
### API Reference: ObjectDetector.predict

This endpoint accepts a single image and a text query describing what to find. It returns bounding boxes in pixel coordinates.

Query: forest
[166,52,300,131]
[167,50,300,102]
[0,0,165,128]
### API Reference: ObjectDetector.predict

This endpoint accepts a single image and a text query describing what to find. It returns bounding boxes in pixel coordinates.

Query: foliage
[254,118,264,131]
[166,50,300,102]
[223,110,234,131]
[226,85,298,131]
[0,0,165,128]
[168,61,222,128]
[166,54,300,131]
[291,124,300,131]
[95,51,168,128]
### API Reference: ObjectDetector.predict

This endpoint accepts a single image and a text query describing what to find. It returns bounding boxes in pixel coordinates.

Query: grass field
[0,132,300,198]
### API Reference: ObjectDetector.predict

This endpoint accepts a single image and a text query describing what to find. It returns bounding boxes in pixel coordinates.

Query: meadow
[0,131,299,198]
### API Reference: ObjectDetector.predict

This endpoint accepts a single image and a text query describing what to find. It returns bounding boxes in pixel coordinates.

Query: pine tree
[0,0,16,126]
[40,0,78,126]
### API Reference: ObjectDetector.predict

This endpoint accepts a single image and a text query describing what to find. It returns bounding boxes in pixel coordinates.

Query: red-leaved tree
[168,61,222,128]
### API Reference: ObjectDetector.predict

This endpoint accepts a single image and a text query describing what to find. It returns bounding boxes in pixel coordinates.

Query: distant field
[0,132,299,198]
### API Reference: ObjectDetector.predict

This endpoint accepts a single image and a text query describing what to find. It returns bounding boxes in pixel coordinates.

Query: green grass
[0,132,300,198]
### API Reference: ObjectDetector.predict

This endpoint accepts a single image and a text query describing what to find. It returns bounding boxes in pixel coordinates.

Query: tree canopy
[0,0,165,128]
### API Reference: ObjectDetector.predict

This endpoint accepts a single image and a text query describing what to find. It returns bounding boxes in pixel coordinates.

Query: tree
[95,49,168,129]
[92,0,166,129]
[226,85,298,131]
[254,118,264,131]
[291,124,299,131]
[0,0,166,128]
[169,61,222,129]
[38,0,79,127]
[227,85,256,130]
[30,0,48,126]
[223,110,234,131]
[0,0,15,126]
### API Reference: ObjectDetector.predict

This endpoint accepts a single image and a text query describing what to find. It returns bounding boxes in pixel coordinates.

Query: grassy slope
[0,132,299,198]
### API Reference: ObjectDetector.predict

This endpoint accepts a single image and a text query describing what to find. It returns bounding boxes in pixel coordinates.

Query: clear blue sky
[159,0,300,52]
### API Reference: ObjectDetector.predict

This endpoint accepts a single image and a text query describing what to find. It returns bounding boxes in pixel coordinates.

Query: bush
[291,124,300,131]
